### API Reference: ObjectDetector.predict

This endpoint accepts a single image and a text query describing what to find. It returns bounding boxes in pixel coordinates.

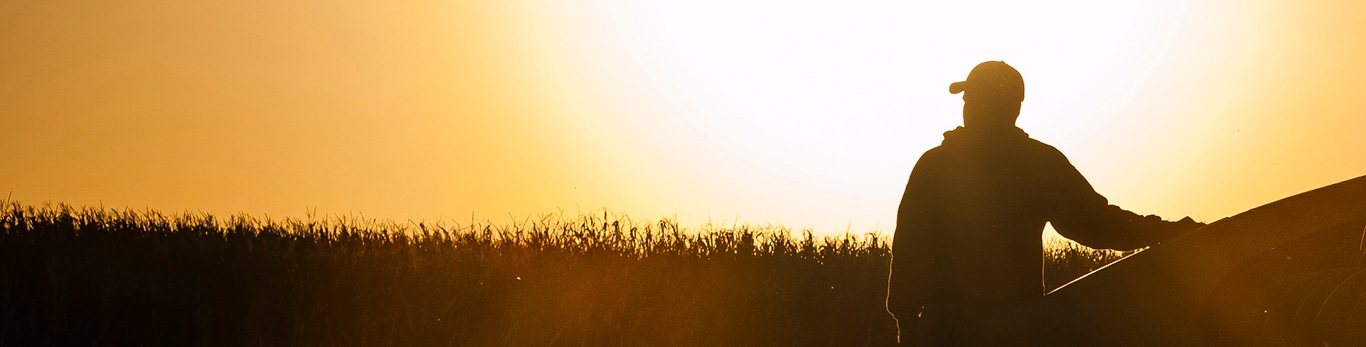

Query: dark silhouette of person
[885,61,1204,346]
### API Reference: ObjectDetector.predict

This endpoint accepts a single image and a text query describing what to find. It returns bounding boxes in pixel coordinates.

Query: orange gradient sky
[3,0,1364,233]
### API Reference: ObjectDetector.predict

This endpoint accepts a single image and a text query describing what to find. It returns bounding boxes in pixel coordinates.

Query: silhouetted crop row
[0,201,1117,346]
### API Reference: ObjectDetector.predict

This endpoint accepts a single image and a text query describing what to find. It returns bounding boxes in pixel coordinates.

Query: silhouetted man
[885,61,1203,346]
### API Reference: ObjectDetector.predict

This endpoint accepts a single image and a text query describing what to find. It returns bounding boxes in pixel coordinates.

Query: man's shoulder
[1021,137,1065,156]
[916,144,954,164]
[1017,137,1083,173]
[920,144,948,156]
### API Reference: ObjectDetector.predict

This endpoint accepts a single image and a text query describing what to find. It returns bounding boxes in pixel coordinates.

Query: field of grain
[0,200,1198,346]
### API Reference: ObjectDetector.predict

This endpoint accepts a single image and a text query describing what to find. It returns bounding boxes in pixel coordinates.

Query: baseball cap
[949,61,1025,102]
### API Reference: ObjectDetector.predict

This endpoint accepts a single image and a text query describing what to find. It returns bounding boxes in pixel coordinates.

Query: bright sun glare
[2,0,1362,234]
[524,0,1249,232]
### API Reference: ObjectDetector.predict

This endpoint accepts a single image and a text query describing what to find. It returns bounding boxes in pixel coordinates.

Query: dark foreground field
[0,202,1129,346]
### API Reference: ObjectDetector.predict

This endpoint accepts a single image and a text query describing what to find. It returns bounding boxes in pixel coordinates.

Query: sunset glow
[3,0,1363,233]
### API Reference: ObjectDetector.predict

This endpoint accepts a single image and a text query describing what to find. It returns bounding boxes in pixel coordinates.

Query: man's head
[950,61,1025,129]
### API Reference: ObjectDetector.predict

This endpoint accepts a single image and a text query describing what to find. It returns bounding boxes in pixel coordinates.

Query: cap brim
[949,81,967,94]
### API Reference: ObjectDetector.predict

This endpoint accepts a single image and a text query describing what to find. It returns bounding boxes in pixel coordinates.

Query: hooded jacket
[886,126,1200,321]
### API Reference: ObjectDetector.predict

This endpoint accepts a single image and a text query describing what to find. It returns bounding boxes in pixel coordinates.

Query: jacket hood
[941,126,1030,146]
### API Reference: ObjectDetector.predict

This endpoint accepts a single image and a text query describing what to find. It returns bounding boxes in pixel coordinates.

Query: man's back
[890,126,1092,311]
[887,125,1197,345]
[885,61,1200,345]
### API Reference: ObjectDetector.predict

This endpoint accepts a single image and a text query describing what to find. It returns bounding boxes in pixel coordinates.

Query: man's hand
[1157,216,1205,244]
[1173,216,1205,234]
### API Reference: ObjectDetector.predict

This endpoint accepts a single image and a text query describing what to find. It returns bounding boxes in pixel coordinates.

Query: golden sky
[3,0,1364,233]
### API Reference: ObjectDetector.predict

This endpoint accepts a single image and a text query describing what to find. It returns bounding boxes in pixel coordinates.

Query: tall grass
[0,201,1119,346]
[1044,237,1126,290]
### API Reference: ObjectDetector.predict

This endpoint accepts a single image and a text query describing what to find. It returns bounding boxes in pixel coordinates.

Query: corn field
[0,201,1132,346]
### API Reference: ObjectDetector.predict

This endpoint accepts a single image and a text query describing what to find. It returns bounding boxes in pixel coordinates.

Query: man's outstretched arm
[1055,204,1204,251]
[1042,149,1204,250]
